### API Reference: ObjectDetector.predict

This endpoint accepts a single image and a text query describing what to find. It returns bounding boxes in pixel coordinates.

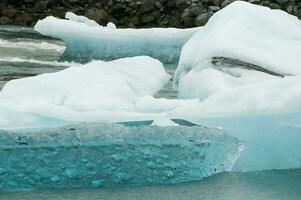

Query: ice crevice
[211,57,292,78]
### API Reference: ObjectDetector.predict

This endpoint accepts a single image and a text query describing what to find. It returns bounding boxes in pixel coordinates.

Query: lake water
[0,26,300,200]
[1,169,301,200]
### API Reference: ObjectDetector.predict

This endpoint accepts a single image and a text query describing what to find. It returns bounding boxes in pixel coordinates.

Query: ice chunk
[0,122,241,189]
[174,1,301,88]
[0,56,170,127]
[34,13,200,64]
[65,12,100,27]
[172,1,301,116]
[106,22,116,29]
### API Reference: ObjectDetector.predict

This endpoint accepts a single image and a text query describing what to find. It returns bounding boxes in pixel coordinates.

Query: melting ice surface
[0,122,241,189]
[34,13,200,64]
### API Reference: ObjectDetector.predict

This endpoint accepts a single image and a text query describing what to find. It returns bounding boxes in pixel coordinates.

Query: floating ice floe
[0,56,170,129]
[34,12,200,64]
[173,1,301,116]
[0,122,241,189]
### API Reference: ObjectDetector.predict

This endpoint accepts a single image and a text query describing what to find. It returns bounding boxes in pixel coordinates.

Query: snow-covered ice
[34,13,200,64]
[0,56,170,129]
[65,12,100,27]
[172,1,301,116]
[0,122,241,189]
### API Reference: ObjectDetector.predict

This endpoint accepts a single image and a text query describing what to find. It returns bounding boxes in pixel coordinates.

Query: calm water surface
[1,169,301,200]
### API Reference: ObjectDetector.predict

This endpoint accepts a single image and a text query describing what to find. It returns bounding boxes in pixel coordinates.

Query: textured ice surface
[173,1,301,116]
[0,123,241,189]
[0,56,170,129]
[34,13,200,64]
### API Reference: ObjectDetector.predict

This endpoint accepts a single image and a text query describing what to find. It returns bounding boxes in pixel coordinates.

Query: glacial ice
[0,1,300,184]
[0,122,241,189]
[196,112,301,172]
[173,1,301,116]
[0,56,170,128]
[34,13,200,64]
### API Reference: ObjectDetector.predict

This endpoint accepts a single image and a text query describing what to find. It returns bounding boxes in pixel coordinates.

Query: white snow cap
[65,12,100,27]
[106,22,117,29]
[174,1,301,88]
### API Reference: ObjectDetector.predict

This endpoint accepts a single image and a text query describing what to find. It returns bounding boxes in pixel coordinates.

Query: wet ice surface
[1,169,301,200]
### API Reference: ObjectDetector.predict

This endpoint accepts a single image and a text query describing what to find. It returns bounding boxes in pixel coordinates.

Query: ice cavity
[34,13,200,64]
[0,56,170,129]
[172,1,301,116]
[0,122,241,189]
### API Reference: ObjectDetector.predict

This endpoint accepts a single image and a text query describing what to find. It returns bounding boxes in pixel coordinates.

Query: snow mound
[0,56,170,127]
[173,1,301,116]
[34,13,200,64]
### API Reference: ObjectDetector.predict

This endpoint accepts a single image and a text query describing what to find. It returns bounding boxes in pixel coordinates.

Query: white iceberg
[173,1,301,116]
[34,13,200,64]
[0,56,170,128]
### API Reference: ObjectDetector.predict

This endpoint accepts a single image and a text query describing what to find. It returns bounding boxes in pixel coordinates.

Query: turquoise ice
[0,122,241,190]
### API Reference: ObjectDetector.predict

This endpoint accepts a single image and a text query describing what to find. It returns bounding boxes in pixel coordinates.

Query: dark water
[0,26,300,200]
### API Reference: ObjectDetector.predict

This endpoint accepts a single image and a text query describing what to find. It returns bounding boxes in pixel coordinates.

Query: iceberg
[0,122,241,189]
[0,56,170,129]
[34,13,200,64]
[173,1,301,116]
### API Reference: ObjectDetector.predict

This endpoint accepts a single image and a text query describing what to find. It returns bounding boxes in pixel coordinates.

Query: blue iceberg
[34,14,200,64]
[0,122,241,190]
